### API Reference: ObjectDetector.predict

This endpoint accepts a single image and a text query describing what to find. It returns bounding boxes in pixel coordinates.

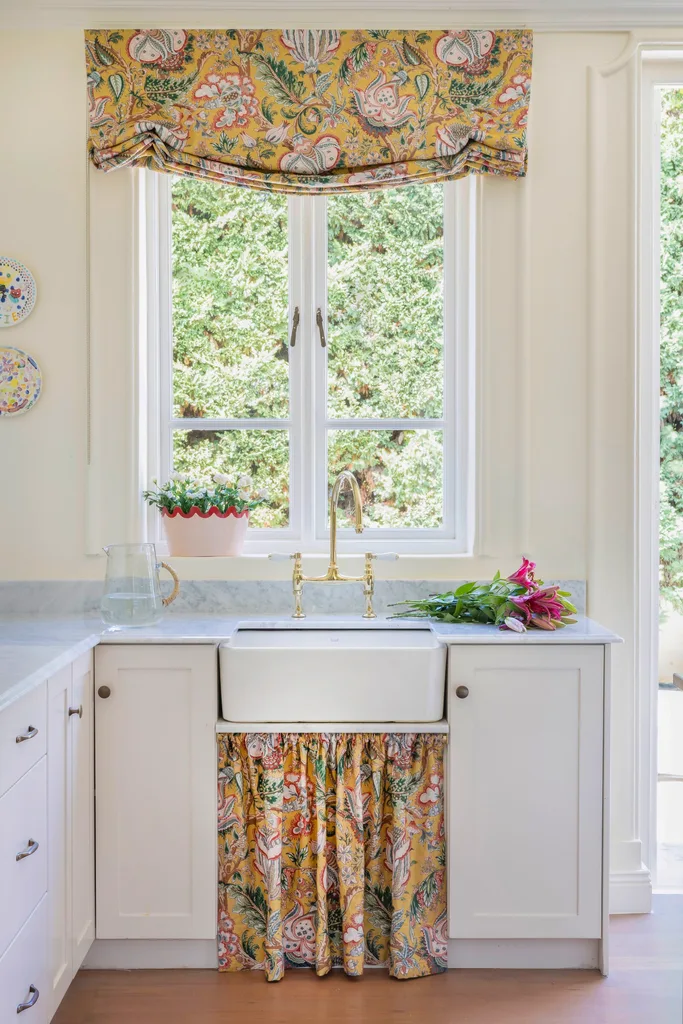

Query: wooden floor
[54,896,683,1024]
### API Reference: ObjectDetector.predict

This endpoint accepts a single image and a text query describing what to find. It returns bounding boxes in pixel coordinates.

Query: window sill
[158,552,509,582]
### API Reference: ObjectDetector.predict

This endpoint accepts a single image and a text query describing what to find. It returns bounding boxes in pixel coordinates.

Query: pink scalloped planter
[161,507,249,557]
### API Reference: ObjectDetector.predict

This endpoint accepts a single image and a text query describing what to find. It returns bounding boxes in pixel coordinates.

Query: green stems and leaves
[143,472,269,516]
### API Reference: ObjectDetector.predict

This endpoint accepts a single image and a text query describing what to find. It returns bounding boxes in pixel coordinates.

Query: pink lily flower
[509,586,565,628]
[507,558,538,591]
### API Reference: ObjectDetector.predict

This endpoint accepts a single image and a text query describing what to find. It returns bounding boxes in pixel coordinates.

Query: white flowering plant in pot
[143,472,269,557]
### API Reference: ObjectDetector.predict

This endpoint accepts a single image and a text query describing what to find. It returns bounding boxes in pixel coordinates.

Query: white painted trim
[145,173,474,555]
[609,868,655,914]
[600,644,611,972]
[638,52,683,891]
[585,36,683,919]
[23,2,683,32]
[83,939,218,970]
[448,939,600,970]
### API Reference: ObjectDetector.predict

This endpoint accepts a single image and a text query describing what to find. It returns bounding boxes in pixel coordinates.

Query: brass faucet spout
[275,471,381,618]
[329,470,363,572]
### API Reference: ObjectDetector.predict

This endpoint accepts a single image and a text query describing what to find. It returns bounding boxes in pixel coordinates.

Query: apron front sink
[219,628,446,723]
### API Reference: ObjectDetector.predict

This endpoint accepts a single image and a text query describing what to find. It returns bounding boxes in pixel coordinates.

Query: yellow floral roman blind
[85,28,532,194]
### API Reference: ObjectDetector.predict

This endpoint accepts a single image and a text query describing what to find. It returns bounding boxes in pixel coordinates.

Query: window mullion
[312,194,329,543]
[288,193,304,546]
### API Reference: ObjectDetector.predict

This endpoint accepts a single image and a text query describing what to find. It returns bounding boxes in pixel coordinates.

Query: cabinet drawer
[0,758,48,958]
[0,895,47,1024]
[0,684,47,798]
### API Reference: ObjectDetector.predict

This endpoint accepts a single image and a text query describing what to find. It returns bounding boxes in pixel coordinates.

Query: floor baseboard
[610,868,653,914]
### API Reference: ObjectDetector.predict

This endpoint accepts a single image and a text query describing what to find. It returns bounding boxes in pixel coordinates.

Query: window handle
[289,306,300,348]
[316,308,327,348]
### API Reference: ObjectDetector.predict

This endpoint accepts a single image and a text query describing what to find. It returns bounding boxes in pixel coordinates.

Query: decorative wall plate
[0,258,37,327]
[0,347,42,416]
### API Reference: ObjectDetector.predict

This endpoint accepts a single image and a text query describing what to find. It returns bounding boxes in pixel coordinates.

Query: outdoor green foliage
[660,90,683,612]
[171,179,289,527]
[327,188,444,528]
[170,176,445,530]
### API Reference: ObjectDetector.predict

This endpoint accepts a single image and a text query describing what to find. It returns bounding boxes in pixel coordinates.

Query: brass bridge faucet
[270,471,397,619]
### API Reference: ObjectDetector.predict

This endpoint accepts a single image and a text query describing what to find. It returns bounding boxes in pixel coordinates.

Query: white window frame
[142,169,476,555]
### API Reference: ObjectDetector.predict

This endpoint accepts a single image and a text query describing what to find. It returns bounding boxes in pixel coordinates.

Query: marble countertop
[0,613,622,714]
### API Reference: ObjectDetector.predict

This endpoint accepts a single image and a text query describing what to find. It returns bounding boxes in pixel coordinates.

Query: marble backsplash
[0,579,586,617]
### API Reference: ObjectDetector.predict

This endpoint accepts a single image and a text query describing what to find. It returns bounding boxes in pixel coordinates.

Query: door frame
[637,50,683,881]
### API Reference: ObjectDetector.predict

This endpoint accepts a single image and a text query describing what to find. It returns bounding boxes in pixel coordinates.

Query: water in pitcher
[100,591,162,627]
[101,544,167,627]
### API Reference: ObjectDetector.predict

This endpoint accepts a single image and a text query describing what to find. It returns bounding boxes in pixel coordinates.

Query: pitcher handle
[159,562,180,607]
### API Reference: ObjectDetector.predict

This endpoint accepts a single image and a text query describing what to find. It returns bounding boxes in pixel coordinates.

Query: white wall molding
[14,1,683,31]
[587,34,645,916]
[610,867,654,915]
[585,34,683,915]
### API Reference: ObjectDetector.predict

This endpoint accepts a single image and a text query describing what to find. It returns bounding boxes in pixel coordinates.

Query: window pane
[327,185,444,420]
[173,429,289,528]
[328,430,443,529]
[171,178,289,419]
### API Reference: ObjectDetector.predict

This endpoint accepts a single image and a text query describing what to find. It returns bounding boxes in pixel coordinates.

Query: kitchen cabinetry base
[81,938,604,974]
[449,938,602,972]
[83,940,219,970]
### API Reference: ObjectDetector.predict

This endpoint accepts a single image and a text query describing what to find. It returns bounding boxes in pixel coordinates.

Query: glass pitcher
[101,543,180,627]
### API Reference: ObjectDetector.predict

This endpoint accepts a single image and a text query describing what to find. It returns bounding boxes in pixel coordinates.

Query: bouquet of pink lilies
[391,559,577,632]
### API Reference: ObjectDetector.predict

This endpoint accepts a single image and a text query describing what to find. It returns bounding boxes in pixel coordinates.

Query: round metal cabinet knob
[455,685,469,699]
[97,685,111,699]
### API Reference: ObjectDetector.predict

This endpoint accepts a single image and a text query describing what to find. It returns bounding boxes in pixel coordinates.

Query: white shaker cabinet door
[448,644,604,940]
[94,645,218,939]
[46,665,72,1015]
[70,651,95,971]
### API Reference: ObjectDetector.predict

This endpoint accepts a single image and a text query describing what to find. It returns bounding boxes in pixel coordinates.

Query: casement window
[143,169,475,554]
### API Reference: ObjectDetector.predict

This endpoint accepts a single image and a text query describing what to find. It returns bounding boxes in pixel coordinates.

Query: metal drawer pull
[17,985,39,1013]
[68,705,83,718]
[455,686,469,699]
[16,839,39,862]
[15,726,38,744]
[289,305,300,348]
[315,307,327,348]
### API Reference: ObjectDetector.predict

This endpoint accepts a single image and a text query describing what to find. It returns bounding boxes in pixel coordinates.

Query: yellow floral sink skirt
[217,732,447,981]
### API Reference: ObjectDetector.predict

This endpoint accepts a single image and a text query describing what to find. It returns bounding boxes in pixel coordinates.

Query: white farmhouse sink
[219,629,446,723]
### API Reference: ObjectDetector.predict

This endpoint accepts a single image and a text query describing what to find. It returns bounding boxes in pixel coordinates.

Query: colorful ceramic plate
[0,347,42,416]
[0,258,37,327]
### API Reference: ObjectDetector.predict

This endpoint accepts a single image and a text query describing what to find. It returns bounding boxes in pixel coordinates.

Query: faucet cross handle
[362,552,399,620]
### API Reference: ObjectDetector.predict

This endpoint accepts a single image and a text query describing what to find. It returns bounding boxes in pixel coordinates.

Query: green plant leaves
[144,72,198,105]
[364,884,392,935]
[402,37,423,66]
[250,53,305,106]
[449,71,505,109]
[224,883,268,936]
[415,74,430,101]
[108,73,124,101]
[338,42,373,84]
[94,38,116,66]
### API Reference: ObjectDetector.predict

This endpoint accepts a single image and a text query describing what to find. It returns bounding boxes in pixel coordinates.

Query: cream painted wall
[1,32,90,579]
[0,29,626,582]
[0,24,669,916]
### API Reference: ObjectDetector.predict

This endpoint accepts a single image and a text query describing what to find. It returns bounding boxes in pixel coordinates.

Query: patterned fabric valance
[85,28,532,194]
